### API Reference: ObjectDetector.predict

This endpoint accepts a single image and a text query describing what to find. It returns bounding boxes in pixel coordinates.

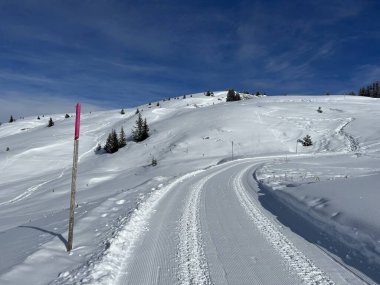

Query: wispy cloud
[0,70,55,84]
[0,0,378,109]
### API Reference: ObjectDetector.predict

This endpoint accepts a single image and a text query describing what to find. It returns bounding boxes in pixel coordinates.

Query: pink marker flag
[74,103,81,140]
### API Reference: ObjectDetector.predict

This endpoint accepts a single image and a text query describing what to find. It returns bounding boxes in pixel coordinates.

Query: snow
[0,92,379,284]
[256,155,380,273]
[234,164,334,284]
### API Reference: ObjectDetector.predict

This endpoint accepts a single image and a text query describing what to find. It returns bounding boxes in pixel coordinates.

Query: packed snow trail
[54,159,367,285]
[177,173,216,284]
[232,165,334,284]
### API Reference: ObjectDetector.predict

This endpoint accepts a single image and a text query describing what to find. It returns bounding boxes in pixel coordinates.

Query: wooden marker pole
[67,103,81,252]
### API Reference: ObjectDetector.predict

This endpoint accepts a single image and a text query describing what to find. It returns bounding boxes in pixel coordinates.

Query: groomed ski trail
[52,169,204,285]
[52,159,368,285]
[177,165,237,285]
[177,175,214,285]
[233,165,335,285]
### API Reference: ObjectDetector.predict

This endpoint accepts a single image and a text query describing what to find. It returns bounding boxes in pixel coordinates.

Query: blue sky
[0,0,379,121]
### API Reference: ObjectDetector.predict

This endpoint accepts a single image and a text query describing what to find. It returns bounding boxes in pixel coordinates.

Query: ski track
[177,163,246,285]
[177,175,215,285]
[233,165,335,285]
[0,168,66,206]
[53,169,204,285]
[337,118,360,152]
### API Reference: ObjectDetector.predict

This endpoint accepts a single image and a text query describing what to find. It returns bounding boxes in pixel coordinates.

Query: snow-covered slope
[0,92,379,284]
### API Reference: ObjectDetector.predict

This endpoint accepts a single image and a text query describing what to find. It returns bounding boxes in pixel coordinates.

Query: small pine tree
[65,114,70,118]
[226,89,234,101]
[104,129,119,153]
[37,116,40,120]
[142,118,149,140]
[135,108,140,114]
[9,115,14,123]
[156,102,160,107]
[104,133,113,153]
[132,113,144,142]
[121,109,125,115]
[111,129,119,152]
[302,135,313,146]
[151,157,157,166]
[119,127,127,148]
[226,89,241,102]
[183,95,186,99]
[47,117,54,127]
[6,147,10,151]
[132,114,149,142]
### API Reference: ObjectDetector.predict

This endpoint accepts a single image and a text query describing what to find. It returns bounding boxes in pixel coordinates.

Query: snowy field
[0,92,379,284]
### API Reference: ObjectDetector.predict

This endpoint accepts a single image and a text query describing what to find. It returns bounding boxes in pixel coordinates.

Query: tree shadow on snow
[18,226,68,250]
[252,172,380,284]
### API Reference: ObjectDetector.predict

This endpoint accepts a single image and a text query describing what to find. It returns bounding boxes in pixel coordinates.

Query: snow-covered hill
[0,92,379,284]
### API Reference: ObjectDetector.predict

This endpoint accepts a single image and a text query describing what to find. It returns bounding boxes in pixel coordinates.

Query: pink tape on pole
[74,103,81,140]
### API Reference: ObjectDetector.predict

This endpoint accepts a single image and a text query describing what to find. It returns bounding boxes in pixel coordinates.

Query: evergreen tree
[111,129,118,151]
[142,118,150,140]
[226,89,241,102]
[132,113,149,142]
[302,135,313,146]
[37,116,40,120]
[374,81,379,97]
[226,89,235,101]
[156,102,160,107]
[47,117,54,127]
[121,109,125,115]
[151,157,157,166]
[104,129,119,153]
[132,113,144,142]
[135,108,140,114]
[9,115,14,123]
[104,133,113,153]
[183,95,186,99]
[119,127,127,148]
[358,81,380,98]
